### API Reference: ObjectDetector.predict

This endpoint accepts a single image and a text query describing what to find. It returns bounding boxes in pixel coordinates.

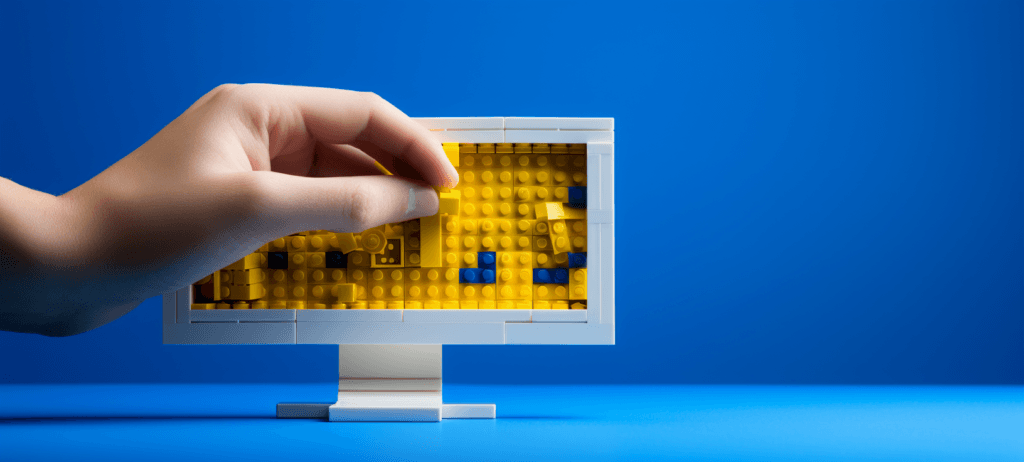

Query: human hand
[0,84,458,336]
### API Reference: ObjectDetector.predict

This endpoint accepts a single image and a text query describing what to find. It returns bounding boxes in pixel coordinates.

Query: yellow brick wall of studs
[190,143,588,311]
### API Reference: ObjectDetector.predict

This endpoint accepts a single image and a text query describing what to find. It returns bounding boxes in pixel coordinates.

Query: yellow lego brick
[405,301,423,309]
[405,251,421,267]
[216,302,231,310]
[568,219,587,236]
[225,253,264,270]
[368,301,387,310]
[536,202,586,221]
[310,303,328,310]
[307,252,326,268]
[191,303,215,310]
[371,237,403,267]
[442,300,460,310]
[335,233,360,253]
[515,186,553,202]
[421,300,439,309]
[223,283,266,300]
[443,214,460,234]
[439,190,461,216]
[571,236,587,253]
[420,213,442,267]
[307,234,331,252]
[552,301,570,310]
[477,143,495,154]
[550,143,569,154]
[348,251,371,267]
[513,143,532,154]
[287,300,306,310]
[270,301,288,309]
[309,284,334,304]
[405,268,459,302]
[496,143,514,154]
[515,203,536,222]
[212,270,224,300]
[369,269,404,301]
[460,301,478,310]
[533,300,551,310]
[569,268,587,300]
[231,268,267,285]
[497,251,533,300]
[329,303,348,309]
[289,253,308,270]
[442,142,460,167]
[532,143,550,154]
[259,242,270,252]
[287,235,308,252]
[268,237,288,252]
[548,220,572,254]
[360,227,387,254]
[348,301,368,310]
[534,284,568,300]
[288,282,308,301]
[459,143,477,154]
[252,301,269,309]
[532,235,552,253]
[460,284,495,305]
[233,302,250,309]
[348,268,368,300]
[385,222,404,239]
[568,143,587,155]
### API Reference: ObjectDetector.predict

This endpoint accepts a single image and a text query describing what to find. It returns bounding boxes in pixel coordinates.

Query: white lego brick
[587,222,602,323]
[586,142,614,156]
[296,322,504,344]
[162,292,176,324]
[339,345,441,379]
[402,309,531,323]
[190,309,296,323]
[163,321,296,345]
[504,117,613,131]
[505,323,613,345]
[442,403,496,419]
[413,117,504,131]
[175,286,190,323]
[600,152,615,224]
[424,130,504,143]
[531,310,587,323]
[503,130,613,144]
[600,223,615,328]
[296,309,403,323]
[277,403,331,419]
[339,379,442,391]
[330,391,441,422]
[586,152,606,223]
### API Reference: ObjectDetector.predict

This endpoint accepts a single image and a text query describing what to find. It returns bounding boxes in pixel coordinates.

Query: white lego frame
[162,117,615,346]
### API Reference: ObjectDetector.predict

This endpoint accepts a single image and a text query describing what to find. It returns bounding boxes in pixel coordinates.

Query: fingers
[253,171,439,234]
[228,84,458,188]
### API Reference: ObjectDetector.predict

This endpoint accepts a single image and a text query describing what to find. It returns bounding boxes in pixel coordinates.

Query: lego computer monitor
[161,117,614,421]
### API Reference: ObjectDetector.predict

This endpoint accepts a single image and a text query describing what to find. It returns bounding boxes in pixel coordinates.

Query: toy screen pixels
[191,142,588,311]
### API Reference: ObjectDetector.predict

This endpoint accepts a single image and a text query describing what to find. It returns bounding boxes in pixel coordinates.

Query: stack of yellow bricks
[191,143,588,311]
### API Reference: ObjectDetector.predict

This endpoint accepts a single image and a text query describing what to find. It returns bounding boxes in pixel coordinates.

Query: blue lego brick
[326,251,348,269]
[478,252,496,270]
[268,252,288,270]
[553,268,569,284]
[568,252,587,268]
[533,268,552,284]
[460,268,496,284]
[567,186,587,209]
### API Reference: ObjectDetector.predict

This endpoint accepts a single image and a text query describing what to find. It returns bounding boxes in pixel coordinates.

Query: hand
[0,84,458,336]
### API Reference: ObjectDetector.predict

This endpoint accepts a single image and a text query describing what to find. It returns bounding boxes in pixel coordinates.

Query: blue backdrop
[1,0,1021,384]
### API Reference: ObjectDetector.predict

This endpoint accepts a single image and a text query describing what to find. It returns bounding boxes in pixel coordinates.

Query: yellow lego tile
[569,268,587,300]
[371,237,404,268]
[223,283,266,300]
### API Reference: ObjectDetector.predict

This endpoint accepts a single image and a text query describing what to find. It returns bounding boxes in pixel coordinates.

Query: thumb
[253,171,439,234]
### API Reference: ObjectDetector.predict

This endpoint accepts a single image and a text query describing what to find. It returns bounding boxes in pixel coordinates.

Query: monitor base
[277,345,495,422]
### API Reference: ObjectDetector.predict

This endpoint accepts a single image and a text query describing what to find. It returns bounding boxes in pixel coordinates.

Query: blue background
[1,0,1021,384]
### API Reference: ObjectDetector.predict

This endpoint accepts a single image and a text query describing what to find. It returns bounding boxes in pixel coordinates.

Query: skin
[0,84,459,337]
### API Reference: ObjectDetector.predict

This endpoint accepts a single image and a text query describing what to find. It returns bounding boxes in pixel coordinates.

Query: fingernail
[406,186,439,218]
[444,164,460,189]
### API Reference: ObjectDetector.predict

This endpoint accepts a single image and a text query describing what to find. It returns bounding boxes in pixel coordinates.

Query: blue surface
[1,0,1022,385]
[2,384,1022,461]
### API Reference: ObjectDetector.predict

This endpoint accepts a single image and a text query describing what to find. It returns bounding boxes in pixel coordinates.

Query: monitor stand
[277,345,495,422]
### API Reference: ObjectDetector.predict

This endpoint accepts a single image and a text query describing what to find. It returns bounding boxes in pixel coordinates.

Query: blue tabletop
[1,384,1021,461]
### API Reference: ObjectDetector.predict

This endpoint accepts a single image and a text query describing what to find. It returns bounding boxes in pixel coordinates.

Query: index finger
[241,84,459,188]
